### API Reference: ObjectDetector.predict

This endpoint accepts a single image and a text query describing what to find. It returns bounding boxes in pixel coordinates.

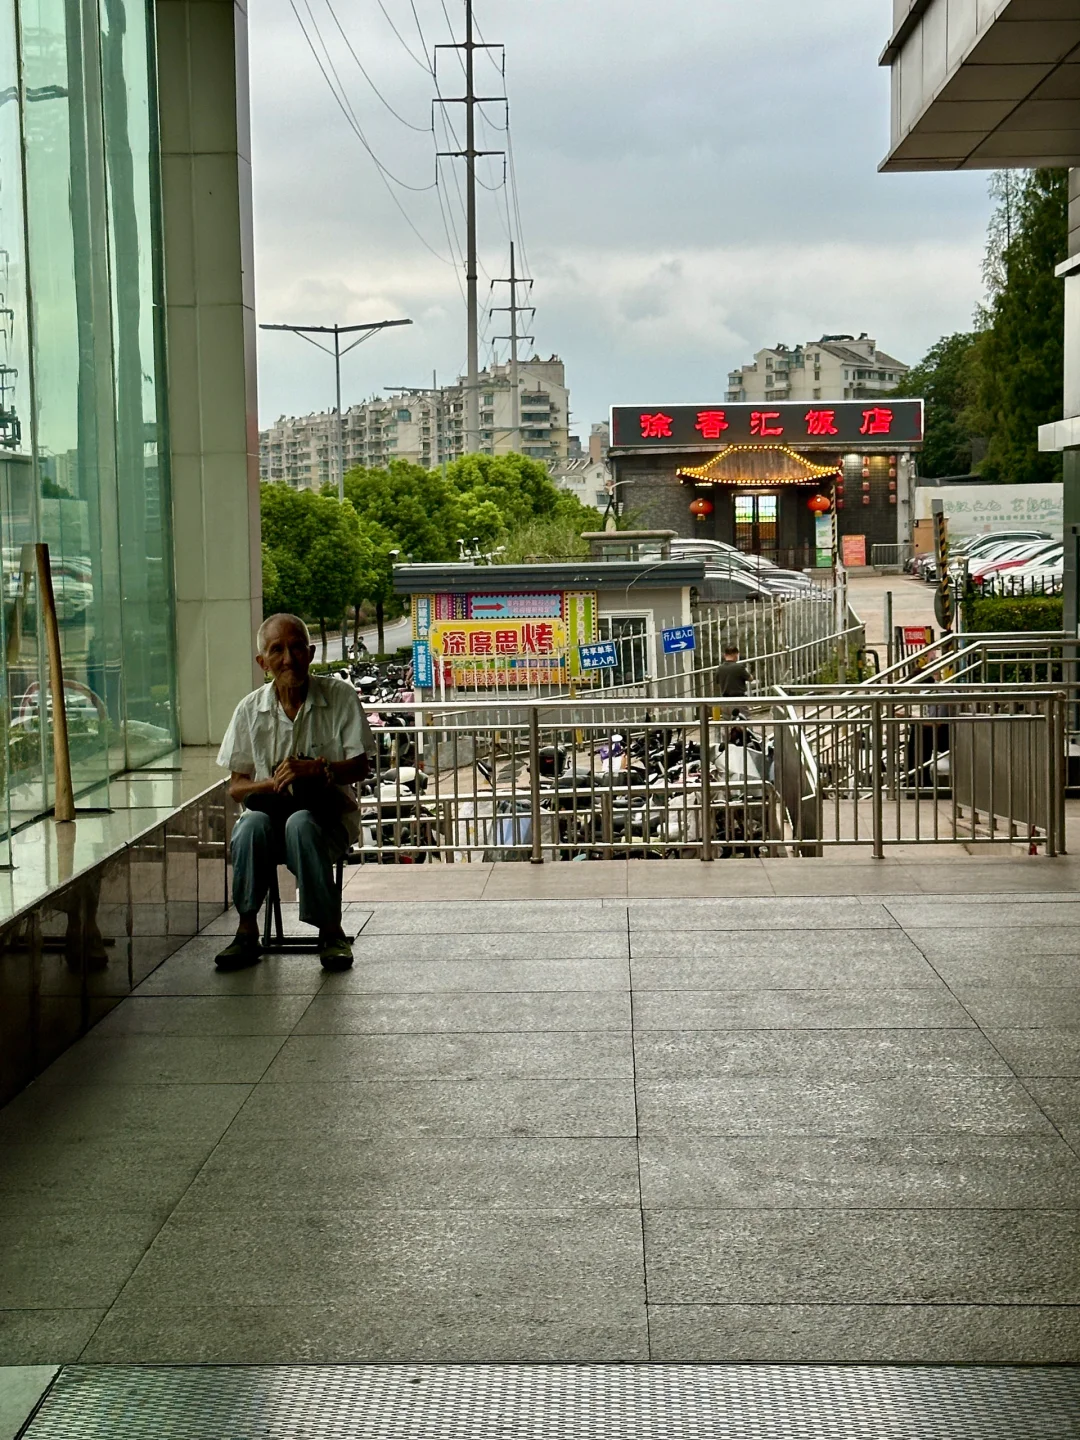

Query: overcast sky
[250,0,993,434]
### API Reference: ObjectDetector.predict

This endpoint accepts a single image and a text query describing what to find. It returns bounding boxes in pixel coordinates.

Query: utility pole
[490,241,535,452]
[435,4,505,455]
[384,377,443,470]
[260,318,411,498]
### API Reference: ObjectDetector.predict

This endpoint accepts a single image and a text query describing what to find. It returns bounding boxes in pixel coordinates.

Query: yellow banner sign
[429,619,567,659]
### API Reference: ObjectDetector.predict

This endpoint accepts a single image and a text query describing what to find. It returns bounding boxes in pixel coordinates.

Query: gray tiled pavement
[1,888,1079,1365]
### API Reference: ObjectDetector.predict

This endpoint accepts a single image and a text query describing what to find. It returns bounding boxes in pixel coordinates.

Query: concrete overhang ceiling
[881,0,1080,171]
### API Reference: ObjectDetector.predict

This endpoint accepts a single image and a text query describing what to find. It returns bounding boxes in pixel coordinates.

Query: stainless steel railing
[355,687,1066,864]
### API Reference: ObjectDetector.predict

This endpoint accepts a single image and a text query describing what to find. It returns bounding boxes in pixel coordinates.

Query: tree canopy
[259,451,601,651]
[260,484,370,653]
[896,167,1066,483]
[894,332,978,478]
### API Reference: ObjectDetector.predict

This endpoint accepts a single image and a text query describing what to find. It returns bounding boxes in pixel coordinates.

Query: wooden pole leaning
[35,543,75,822]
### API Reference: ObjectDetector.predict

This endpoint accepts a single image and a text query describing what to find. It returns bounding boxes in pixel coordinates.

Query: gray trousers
[231,809,348,930]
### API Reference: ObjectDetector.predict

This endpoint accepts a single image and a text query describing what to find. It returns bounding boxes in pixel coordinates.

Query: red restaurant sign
[610,400,923,449]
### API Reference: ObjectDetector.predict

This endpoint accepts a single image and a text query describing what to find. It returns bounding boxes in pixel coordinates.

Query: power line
[295,0,433,190]
[289,0,455,265]
[408,0,435,72]
[375,0,432,72]
[322,0,431,132]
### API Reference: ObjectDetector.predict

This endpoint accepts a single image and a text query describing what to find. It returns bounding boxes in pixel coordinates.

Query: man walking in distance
[215,613,375,973]
[715,644,752,717]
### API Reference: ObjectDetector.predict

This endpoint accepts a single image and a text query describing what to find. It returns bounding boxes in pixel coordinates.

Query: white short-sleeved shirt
[217,674,376,839]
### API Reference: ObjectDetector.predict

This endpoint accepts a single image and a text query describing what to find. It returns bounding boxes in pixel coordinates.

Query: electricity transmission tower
[435,1,505,455]
[490,242,535,451]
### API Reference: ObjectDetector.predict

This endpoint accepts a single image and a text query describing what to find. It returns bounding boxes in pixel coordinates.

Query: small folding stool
[260,857,351,953]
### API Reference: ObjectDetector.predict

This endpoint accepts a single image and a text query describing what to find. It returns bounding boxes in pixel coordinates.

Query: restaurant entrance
[734,492,779,560]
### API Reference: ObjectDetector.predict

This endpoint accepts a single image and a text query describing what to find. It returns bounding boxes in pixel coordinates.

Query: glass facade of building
[0,0,177,841]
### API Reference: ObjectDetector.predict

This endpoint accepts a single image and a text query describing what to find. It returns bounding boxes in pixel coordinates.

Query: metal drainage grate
[20,1363,1080,1439]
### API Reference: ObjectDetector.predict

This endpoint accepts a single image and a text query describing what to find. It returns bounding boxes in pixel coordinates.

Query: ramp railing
[355,686,1066,863]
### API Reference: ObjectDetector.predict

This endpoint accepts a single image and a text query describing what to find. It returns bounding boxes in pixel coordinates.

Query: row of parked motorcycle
[347,713,780,864]
[907,527,1063,595]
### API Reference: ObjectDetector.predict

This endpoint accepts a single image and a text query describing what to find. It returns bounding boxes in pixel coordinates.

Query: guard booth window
[597,615,649,687]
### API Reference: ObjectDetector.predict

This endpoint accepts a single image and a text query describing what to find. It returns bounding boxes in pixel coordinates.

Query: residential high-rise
[260,355,570,488]
[726,335,909,405]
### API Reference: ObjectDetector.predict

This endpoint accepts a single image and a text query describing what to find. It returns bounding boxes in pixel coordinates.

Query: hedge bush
[962,593,1063,633]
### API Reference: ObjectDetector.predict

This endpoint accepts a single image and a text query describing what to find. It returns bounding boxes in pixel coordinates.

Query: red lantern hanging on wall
[807,494,831,515]
[689,497,714,521]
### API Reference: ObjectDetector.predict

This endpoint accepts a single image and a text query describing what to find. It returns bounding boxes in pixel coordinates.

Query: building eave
[392,561,706,596]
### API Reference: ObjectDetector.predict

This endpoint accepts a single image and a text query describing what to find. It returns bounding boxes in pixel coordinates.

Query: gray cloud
[251,0,992,431]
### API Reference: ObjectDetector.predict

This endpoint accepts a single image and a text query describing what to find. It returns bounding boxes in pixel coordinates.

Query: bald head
[256,613,315,689]
[257,613,310,653]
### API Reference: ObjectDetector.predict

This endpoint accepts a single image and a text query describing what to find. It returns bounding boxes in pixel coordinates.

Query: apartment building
[726,334,909,404]
[260,355,570,488]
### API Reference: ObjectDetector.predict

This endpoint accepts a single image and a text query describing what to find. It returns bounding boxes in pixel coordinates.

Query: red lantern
[689,497,713,520]
[807,494,831,515]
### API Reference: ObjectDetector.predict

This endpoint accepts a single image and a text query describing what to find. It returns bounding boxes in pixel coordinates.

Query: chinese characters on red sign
[627,402,908,444]
[639,411,673,439]
[805,408,839,436]
[859,407,894,436]
[694,410,729,440]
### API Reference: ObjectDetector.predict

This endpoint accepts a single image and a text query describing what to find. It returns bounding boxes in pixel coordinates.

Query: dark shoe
[215,935,263,972]
[319,936,354,972]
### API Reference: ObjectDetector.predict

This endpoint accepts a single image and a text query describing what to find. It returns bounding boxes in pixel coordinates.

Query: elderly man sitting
[215,613,375,972]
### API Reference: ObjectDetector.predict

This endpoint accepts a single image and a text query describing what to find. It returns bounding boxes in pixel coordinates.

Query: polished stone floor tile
[0,1211,164,1309]
[80,1297,650,1364]
[226,1079,638,1140]
[632,987,971,1031]
[887,900,1080,929]
[630,930,923,962]
[633,1029,1010,1081]
[647,1302,1080,1364]
[635,1076,1054,1137]
[262,1031,635,1083]
[360,902,625,934]
[643,1208,1080,1304]
[0,1141,208,1216]
[637,1134,1080,1209]
[293,990,631,1035]
[986,1028,1080,1078]
[931,954,1080,987]
[0,1312,105,1367]
[1028,1079,1080,1146]
[630,951,937,990]
[954,986,1080,1030]
[627,898,896,931]
[93,996,314,1037]
[0,1084,252,1145]
[0,1365,57,1437]
[904,926,1080,961]
[178,1136,641,1212]
[350,932,629,962]
[116,1208,646,1310]
[321,957,630,994]
[36,1035,286,1087]
[133,946,327,996]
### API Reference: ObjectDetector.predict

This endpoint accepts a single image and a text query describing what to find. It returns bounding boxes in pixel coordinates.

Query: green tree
[971,168,1067,483]
[339,460,461,563]
[260,484,366,659]
[894,332,979,478]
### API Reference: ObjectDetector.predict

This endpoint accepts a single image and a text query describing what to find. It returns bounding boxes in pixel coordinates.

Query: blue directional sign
[412,639,433,688]
[579,641,619,671]
[662,625,696,654]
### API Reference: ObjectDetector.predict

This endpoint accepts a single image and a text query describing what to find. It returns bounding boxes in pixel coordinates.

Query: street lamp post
[259,318,412,499]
